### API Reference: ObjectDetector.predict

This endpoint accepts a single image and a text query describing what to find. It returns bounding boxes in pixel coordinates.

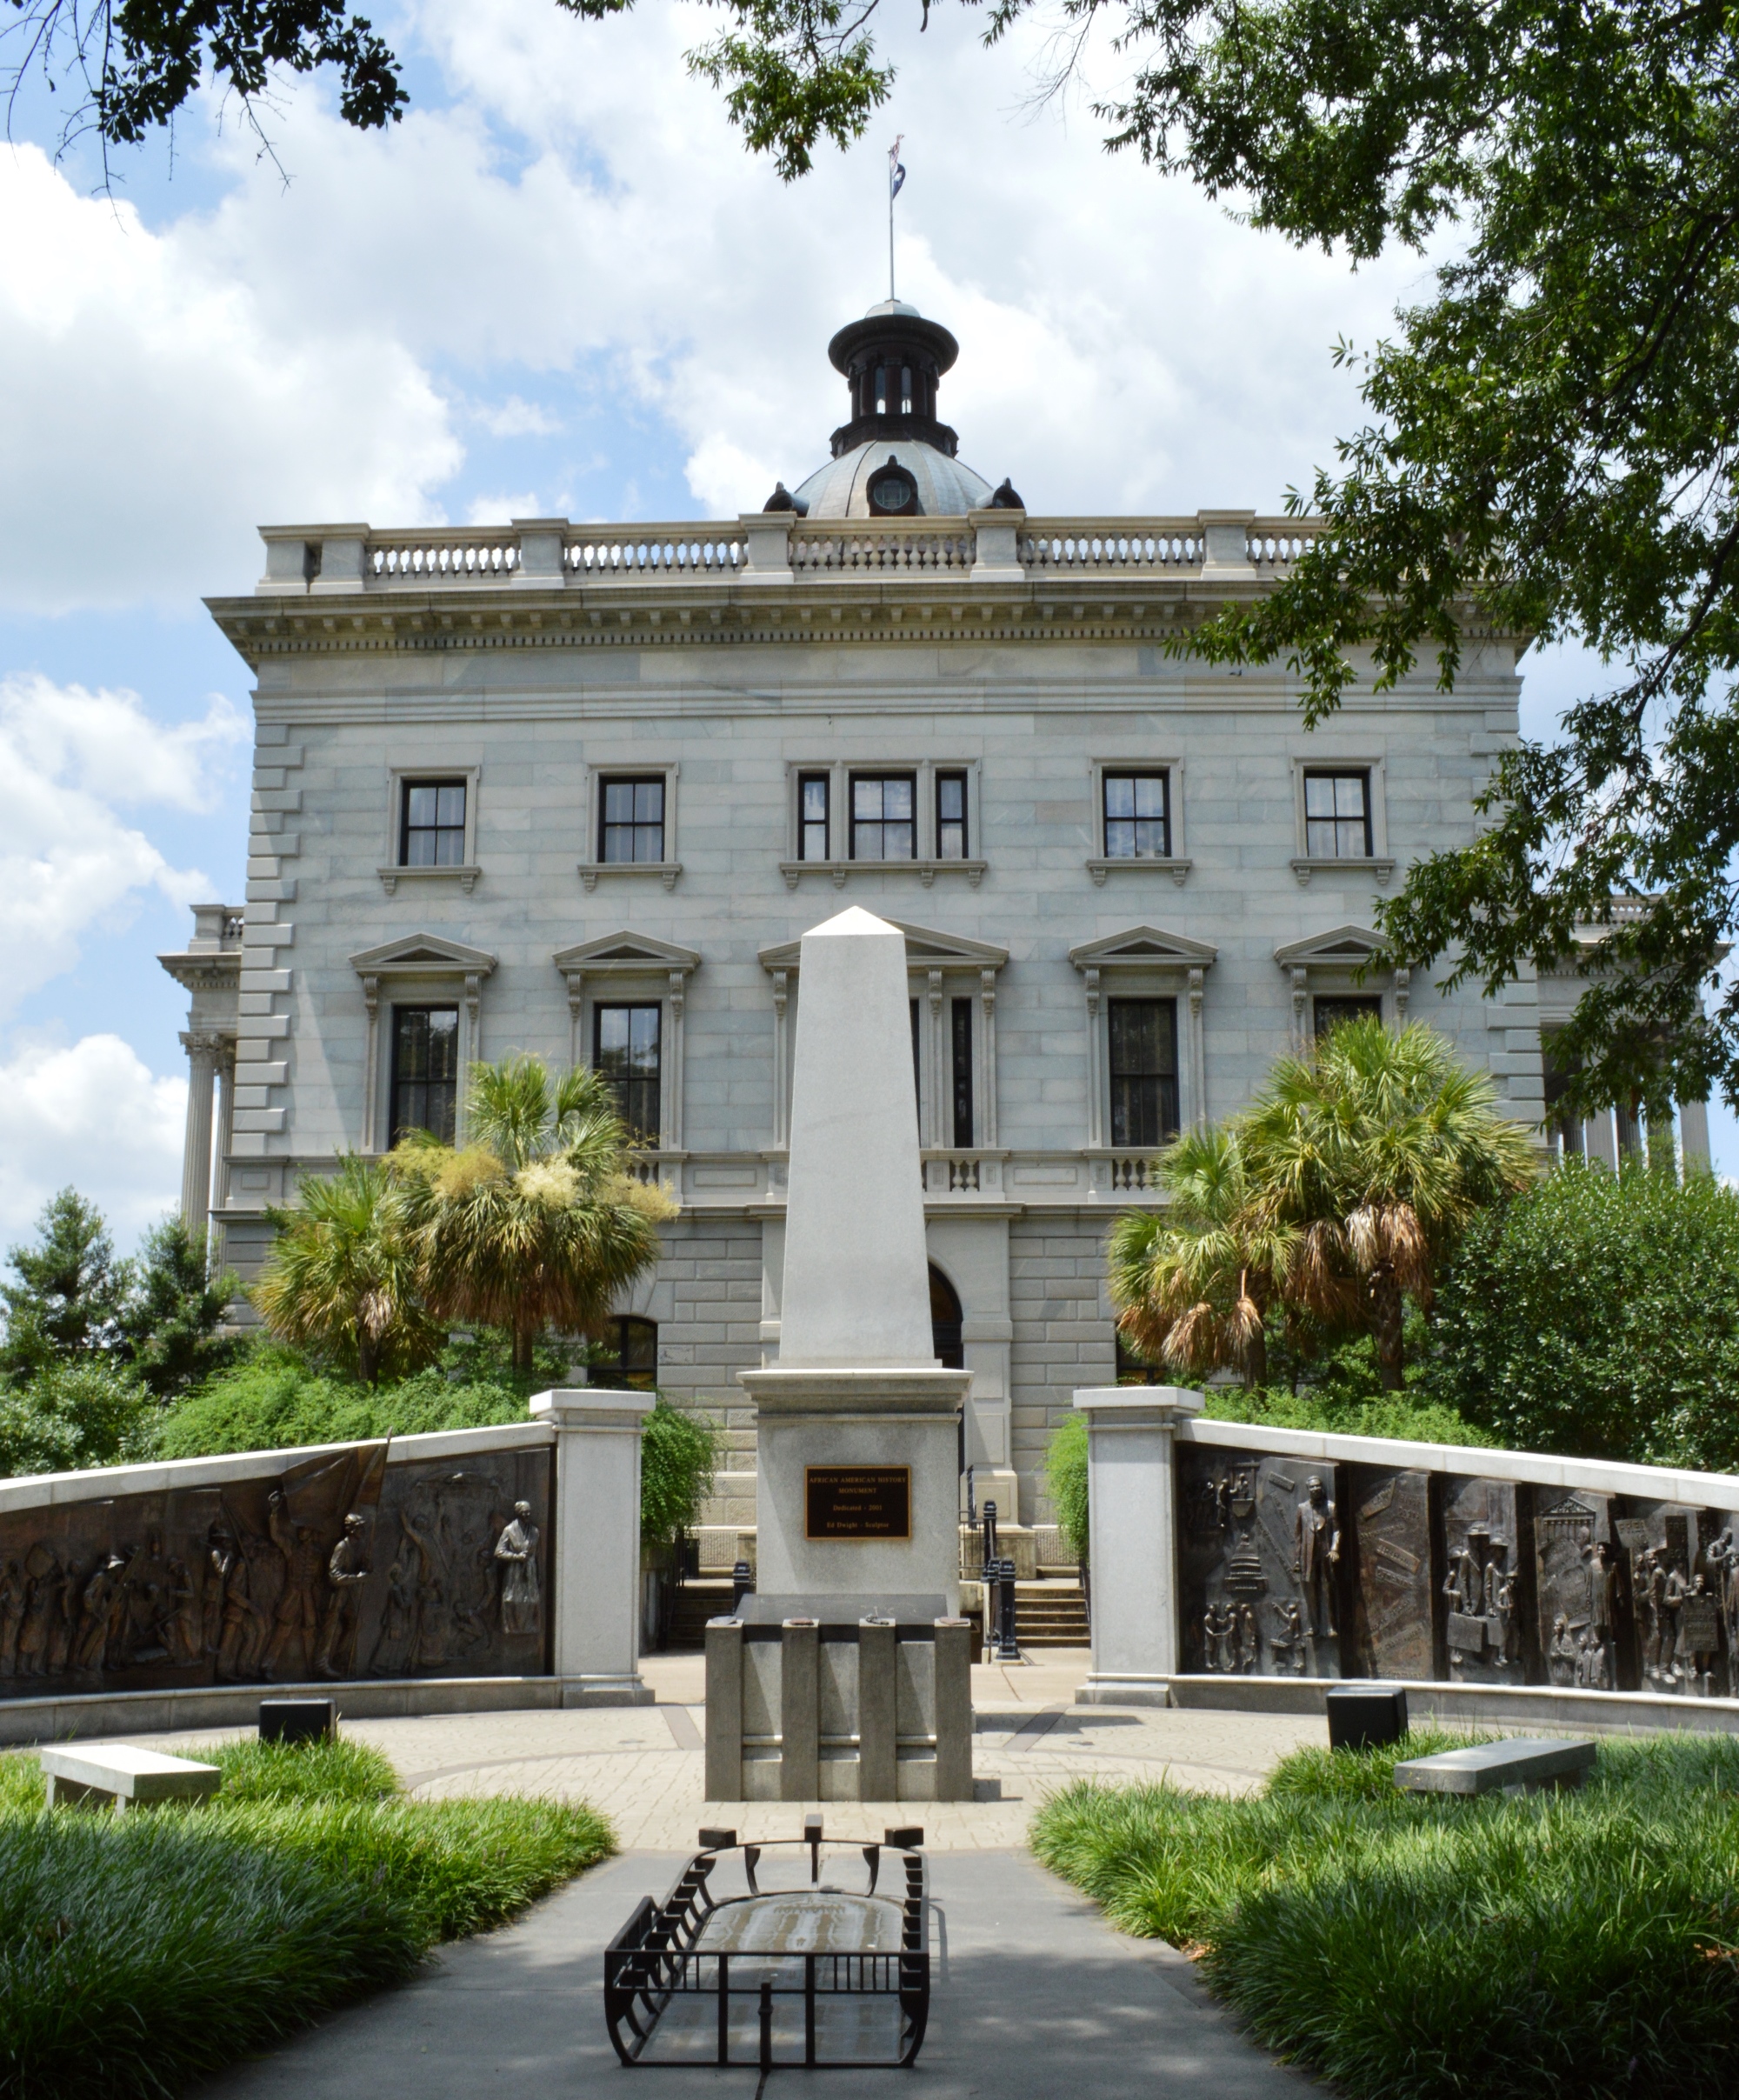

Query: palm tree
[391,1055,676,1375]
[1108,1126,1296,1388]
[1240,1016,1536,1388]
[250,1155,441,1383]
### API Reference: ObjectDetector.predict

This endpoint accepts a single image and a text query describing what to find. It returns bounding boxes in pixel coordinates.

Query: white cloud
[477,397,563,437]
[0,1035,185,1245]
[0,142,463,610]
[0,674,248,1011]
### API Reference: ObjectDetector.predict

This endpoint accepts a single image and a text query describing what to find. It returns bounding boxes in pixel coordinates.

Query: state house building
[163,298,1696,1557]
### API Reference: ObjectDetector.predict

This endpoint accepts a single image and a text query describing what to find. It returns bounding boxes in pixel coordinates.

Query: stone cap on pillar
[530,1388,656,1430]
[1072,1385,1205,1426]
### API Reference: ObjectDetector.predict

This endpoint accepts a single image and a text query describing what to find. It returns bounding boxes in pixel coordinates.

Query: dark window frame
[936,770,969,860]
[589,1314,658,1390]
[594,1001,663,1143]
[1102,770,1171,860]
[389,1004,460,1145]
[1107,997,1180,1149]
[797,771,830,861]
[850,771,918,861]
[1303,770,1374,859]
[399,777,468,868]
[598,776,667,865]
[1312,995,1383,1042]
[950,997,974,1148]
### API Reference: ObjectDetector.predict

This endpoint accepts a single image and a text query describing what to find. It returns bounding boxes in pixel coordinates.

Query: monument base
[737,1367,972,1615]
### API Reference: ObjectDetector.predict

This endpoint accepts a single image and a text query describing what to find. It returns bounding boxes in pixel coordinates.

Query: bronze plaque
[1349,1467,1435,1680]
[1176,1446,1345,1678]
[804,1467,911,1541]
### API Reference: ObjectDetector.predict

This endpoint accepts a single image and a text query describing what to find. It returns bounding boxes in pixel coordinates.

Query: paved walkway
[122,1651,1323,1849]
[190,1844,1316,2099]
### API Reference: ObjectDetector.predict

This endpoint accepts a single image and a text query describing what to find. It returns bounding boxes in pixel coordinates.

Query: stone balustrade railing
[256,511,1329,596]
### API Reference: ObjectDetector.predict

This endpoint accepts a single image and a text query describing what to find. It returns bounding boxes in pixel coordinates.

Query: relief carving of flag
[889,137,906,199]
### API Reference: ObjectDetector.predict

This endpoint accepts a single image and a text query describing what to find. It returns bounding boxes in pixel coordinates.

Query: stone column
[1072,1385,1203,1708]
[530,1389,656,1705]
[178,1030,223,1237]
[211,1038,237,1250]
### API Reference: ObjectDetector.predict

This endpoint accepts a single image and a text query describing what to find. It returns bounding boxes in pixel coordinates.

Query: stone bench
[40,1744,222,1812]
[1393,1736,1596,1797]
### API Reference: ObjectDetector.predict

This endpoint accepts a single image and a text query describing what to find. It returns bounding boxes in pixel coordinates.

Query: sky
[1,0,1733,1250]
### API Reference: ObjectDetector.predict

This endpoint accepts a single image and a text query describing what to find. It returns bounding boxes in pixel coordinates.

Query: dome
[793,441,994,521]
[766,297,1018,519]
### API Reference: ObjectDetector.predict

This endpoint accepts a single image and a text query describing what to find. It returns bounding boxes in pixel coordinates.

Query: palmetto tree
[391,1055,676,1375]
[1108,1126,1296,1389]
[250,1154,441,1383]
[1240,1017,1536,1388]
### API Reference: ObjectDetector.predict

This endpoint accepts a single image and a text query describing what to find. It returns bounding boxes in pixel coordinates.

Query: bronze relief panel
[0,1442,552,1699]
[1441,1477,1532,1685]
[1533,1489,1633,1691]
[1618,1498,1728,1697]
[1348,1468,1436,1680]
[1177,1447,1344,1678]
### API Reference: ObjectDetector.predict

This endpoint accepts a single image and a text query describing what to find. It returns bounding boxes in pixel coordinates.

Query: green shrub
[1200,1382,1492,1448]
[1031,1731,1739,2098]
[154,1351,530,1458]
[0,1737,614,2098]
[1432,1159,1739,1466]
[641,1398,720,1549]
[0,1360,156,1477]
[1044,1412,1089,1559]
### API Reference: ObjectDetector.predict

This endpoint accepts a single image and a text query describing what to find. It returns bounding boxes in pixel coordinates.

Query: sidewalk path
[190,1845,1316,2099]
[122,1651,1323,1850]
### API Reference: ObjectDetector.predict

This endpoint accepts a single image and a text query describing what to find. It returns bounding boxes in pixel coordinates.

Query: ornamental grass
[1031,1730,1739,2099]
[0,1737,614,2099]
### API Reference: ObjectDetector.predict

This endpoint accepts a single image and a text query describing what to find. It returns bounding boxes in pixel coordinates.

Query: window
[851,773,916,860]
[1108,998,1179,1148]
[1116,1332,1166,1385]
[589,1315,657,1390]
[936,771,969,859]
[951,998,974,1148]
[1303,771,1373,858]
[798,772,830,861]
[1313,996,1383,1041]
[1103,771,1170,859]
[600,777,666,864]
[595,1003,662,1141]
[1542,1037,1584,1157]
[929,1264,964,1371]
[390,1006,459,1144]
[401,780,467,867]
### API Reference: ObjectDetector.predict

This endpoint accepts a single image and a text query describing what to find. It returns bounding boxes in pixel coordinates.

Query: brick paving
[111,1649,1323,1851]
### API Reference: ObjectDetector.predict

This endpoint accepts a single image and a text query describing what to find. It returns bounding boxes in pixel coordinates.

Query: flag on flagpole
[889,136,906,200]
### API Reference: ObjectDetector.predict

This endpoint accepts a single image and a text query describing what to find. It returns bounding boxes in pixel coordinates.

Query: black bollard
[731,1558,755,1612]
[994,1556,1020,1661]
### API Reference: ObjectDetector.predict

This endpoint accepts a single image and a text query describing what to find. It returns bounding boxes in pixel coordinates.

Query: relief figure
[313,1515,370,1679]
[17,1545,61,1677]
[263,1490,325,1680]
[1292,1476,1339,1638]
[73,1553,124,1673]
[493,1503,542,1637]
[0,1561,24,1676]
[1549,1611,1579,1686]
[370,1550,417,1677]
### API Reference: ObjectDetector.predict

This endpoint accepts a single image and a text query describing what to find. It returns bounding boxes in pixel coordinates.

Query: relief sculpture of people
[0,1443,550,1701]
[1178,1449,1345,1678]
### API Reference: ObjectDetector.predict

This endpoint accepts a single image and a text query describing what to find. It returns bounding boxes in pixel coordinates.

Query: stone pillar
[178,1030,223,1237]
[1072,1385,1204,1708]
[211,1039,237,1253]
[1680,1097,1713,1172]
[530,1389,656,1705]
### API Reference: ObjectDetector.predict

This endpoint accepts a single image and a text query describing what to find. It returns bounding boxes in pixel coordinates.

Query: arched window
[590,1315,657,1390]
[929,1263,964,1370]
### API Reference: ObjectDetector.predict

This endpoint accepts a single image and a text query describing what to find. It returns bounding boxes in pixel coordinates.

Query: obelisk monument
[739,906,970,1612]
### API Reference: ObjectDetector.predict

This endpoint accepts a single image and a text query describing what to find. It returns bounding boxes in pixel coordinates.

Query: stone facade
[158,302,1574,1544]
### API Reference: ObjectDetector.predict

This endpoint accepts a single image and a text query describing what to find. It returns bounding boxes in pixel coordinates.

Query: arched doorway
[929,1263,967,1482]
[929,1263,964,1369]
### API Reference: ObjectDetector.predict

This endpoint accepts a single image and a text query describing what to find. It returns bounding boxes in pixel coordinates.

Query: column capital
[179,1028,227,1064]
